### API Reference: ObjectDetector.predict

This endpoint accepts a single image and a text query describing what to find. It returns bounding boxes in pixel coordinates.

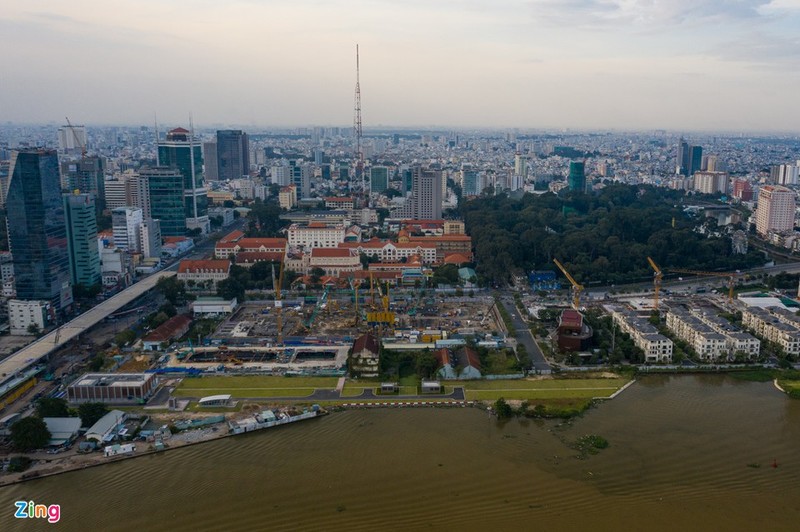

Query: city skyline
[2,1,800,132]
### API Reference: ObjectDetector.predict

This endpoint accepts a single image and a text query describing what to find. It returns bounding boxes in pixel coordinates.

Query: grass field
[173,376,339,398]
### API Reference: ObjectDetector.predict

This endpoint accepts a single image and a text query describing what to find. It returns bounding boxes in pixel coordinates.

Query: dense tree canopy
[35,397,70,418]
[11,417,51,451]
[463,184,764,286]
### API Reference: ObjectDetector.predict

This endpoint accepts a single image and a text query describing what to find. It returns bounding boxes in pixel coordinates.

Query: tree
[217,277,246,302]
[494,398,513,419]
[26,323,41,336]
[36,397,70,418]
[78,402,109,428]
[156,276,187,306]
[88,354,105,371]
[11,417,51,451]
[114,329,137,346]
[415,351,439,379]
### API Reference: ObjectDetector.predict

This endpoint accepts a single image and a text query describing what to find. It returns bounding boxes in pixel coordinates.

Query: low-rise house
[350,333,380,377]
[455,346,482,379]
[43,417,82,447]
[434,348,457,380]
[86,410,127,443]
[143,314,192,350]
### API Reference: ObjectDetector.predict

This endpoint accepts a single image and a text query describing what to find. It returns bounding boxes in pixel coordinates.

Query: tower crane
[647,257,663,311]
[553,258,584,310]
[272,261,286,344]
[670,268,738,301]
[64,116,87,159]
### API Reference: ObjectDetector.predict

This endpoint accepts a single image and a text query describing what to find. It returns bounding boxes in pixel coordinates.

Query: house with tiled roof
[338,239,437,265]
[349,333,380,377]
[309,248,360,277]
[177,259,231,288]
[215,237,287,259]
[143,314,192,350]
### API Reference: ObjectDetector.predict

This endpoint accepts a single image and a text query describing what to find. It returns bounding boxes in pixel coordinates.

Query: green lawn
[450,377,629,401]
[173,376,339,399]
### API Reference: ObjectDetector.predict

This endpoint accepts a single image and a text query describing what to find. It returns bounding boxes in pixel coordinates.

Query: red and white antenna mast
[353,44,365,203]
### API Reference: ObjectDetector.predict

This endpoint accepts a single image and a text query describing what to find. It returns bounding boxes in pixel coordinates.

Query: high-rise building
[158,127,209,234]
[732,179,753,202]
[411,167,442,220]
[568,161,586,192]
[771,164,799,186]
[216,130,250,181]
[5,149,72,311]
[64,193,101,288]
[370,166,389,193]
[112,207,143,252]
[290,159,311,198]
[203,142,218,181]
[461,165,481,196]
[514,152,527,179]
[60,156,106,212]
[57,124,87,154]
[755,185,795,236]
[139,218,162,260]
[692,171,729,195]
[677,139,703,176]
[142,167,185,237]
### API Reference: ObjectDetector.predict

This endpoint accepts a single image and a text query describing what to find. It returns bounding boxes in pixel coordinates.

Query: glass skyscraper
[6,149,73,310]
[370,166,389,193]
[216,130,250,181]
[568,161,586,193]
[157,127,209,234]
[64,192,101,288]
[142,167,186,237]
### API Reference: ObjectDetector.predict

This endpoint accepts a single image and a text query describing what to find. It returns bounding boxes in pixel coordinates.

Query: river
[2,375,799,531]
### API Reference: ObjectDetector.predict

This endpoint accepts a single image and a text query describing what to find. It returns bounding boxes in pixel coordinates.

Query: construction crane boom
[553,258,584,310]
[64,116,87,159]
[647,257,663,311]
[274,260,285,344]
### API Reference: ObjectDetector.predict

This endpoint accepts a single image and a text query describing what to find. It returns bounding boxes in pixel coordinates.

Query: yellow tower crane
[272,261,286,344]
[647,257,663,311]
[670,268,738,301]
[553,258,584,310]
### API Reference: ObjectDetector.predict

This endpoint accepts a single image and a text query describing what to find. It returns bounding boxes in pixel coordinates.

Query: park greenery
[462,183,765,286]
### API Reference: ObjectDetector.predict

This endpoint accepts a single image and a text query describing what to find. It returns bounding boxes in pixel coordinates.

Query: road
[498,296,551,372]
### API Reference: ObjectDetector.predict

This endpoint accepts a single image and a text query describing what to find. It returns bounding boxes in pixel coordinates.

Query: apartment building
[741,306,800,356]
[611,310,673,363]
[665,309,729,361]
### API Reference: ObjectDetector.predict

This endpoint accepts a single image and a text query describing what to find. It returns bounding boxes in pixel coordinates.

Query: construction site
[166,272,504,372]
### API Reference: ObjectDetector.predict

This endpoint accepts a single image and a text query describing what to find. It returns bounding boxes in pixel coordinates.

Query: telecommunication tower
[353,44,365,203]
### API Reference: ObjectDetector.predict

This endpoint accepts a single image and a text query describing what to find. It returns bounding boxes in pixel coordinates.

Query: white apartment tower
[755,185,795,236]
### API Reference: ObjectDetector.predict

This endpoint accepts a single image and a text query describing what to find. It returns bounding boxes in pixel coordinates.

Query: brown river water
[2,375,799,531]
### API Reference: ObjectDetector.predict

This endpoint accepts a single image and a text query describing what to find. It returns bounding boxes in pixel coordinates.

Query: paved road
[498,296,551,372]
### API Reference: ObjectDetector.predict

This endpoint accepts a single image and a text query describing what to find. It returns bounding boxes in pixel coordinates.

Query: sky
[2,0,799,131]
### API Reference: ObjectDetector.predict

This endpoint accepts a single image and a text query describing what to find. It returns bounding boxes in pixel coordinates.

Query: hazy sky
[2,0,799,131]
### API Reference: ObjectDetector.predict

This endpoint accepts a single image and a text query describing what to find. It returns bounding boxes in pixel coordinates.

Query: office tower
[755,185,795,236]
[112,207,143,252]
[677,139,703,176]
[216,130,250,181]
[411,167,442,220]
[139,218,162,260]
[64,192,101,288]
[142,167,185,237]
[314,149,325,165]
[568,161,586,192]
[692,171,729,195]
[157,127,209,234]
[5,149,72,311]
[461,165,480,196]
[514,152,527,179]
[60,156,106,212]
[690,145,703,175]
[203,142,218,181]
[271,164,291,186]
[370,166,389,193]
[57,124,87,154]
[290,159,311,198]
